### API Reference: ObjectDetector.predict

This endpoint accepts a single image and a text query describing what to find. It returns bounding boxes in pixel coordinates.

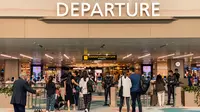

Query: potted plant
[0,86,12,96]
[183,86,200,107]
[0,86,13,108]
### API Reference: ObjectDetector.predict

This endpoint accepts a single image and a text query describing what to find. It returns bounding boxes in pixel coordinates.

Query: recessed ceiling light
[173,53,194,59]
[138,53,151,59]
[64,54,69,59]
[0,54,18,59]
[158,53,175,59]
[123,54,132,59]
[45,54,54,59]
[193,56,200,59]
[20,54,33,59]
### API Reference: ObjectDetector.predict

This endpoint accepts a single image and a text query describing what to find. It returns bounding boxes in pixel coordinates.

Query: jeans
[83,93,92,111]
[157,91,165,106]
[13,104,25,112]
[46,94,55,111]
[104,87,111,104]
[131,92,142,112]
[119,97,130,112]
[167,86,175,105]
[74,92,79,106]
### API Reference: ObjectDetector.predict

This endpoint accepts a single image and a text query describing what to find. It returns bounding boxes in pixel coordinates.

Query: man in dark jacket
[167,70,177,105]
[10,73,39,112]
[103,72,113,106]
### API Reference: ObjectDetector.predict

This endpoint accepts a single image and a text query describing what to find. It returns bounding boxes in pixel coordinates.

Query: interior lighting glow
[173,53,194,59]
[64,54,69,59]
[20,54,33,59]
[138,53,151,59]
[45,54,54,59]
[158,53,175,59]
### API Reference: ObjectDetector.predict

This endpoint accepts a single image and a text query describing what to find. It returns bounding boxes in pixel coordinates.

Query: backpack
[140,76,150,95]
[87,78,95,93]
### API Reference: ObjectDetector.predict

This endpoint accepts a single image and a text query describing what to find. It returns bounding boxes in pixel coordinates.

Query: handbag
[118,76,123,97]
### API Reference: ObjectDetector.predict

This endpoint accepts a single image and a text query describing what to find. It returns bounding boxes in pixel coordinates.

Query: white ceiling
[0,38,199,63]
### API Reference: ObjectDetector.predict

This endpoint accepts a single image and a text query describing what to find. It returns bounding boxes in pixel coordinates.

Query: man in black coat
[10,73,39,112]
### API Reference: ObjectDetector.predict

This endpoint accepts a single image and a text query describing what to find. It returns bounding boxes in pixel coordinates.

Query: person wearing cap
[10,73,40,112]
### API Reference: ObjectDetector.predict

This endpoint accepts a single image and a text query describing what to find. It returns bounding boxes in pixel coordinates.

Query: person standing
[118,71,132,112]
[155,75,165,107]
[73,71,81,107]
[45,76,56,112]
[173,69,180,84]
[167,70,177,106]
[79,71,92,112]
[96,73,103,95]
[103,72,113,106]
[10,73,40,112]
[129,68,142,112]
[61,69,79,111]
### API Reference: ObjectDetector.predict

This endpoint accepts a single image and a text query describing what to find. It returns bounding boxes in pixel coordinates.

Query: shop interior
[0,38,200,83]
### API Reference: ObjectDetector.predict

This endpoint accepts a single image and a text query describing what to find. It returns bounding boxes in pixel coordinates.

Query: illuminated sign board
[83,55,117,60]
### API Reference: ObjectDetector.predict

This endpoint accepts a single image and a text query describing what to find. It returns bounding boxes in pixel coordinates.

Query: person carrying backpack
[129,68,142,112]
[79,71,93,112]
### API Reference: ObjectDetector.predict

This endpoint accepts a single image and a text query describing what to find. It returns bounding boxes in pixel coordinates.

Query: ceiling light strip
[20,54,33,59]
[158,53,175,59]
[138,53,151,59]
[193,56,200,59]
[123,54,132,59]
[64,54,69,59]
[173,53,194,59]
[0,54,18,59]
[45,54,54,59]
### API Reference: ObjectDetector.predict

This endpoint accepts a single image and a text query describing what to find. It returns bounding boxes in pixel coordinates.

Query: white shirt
[79,78,89,95]
[118,76,132,97]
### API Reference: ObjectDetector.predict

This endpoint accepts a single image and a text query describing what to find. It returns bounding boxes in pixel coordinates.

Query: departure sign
[83,55,117,61]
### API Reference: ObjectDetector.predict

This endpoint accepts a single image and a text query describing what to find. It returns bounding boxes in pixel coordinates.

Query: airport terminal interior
[1,38,200,112]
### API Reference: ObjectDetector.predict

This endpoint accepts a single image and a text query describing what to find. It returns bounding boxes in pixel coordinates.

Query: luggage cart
[33,93,43,112]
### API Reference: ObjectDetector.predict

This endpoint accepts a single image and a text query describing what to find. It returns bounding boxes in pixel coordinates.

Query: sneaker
[85,109,89,112]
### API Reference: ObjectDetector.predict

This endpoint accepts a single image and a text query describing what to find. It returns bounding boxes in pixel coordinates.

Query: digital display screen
[32,66,42,81]
[142,65,152,77]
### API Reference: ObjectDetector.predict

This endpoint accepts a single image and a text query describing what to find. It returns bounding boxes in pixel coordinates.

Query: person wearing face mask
[103,72,113,106]
[167,70,177,106]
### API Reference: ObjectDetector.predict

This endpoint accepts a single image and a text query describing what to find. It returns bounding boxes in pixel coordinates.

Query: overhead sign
[57,2,160,17]
[83,55,117,61]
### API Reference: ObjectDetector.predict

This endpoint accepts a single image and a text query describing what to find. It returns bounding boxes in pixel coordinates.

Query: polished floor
[1,94,200,112]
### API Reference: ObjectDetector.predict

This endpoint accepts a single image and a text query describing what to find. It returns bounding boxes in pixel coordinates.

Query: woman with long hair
[155,75,165,107]
[45,76,56,112]
[118,70,132,112]
[64,71,79,111]
[79,71,92,112]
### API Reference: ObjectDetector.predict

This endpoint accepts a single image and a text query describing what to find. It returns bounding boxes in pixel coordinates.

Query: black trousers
[104,87,111,104]
[13,104,25,112]
[83,93,92,111]
[119,97,130,112]
[131,92,142,112]
[167,86,175,105]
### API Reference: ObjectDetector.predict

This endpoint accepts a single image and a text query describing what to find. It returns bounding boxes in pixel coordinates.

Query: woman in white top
[118,72,132,112]
[79,71,92,112]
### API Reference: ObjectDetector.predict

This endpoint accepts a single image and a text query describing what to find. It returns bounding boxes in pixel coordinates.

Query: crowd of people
[10,67,199,112]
